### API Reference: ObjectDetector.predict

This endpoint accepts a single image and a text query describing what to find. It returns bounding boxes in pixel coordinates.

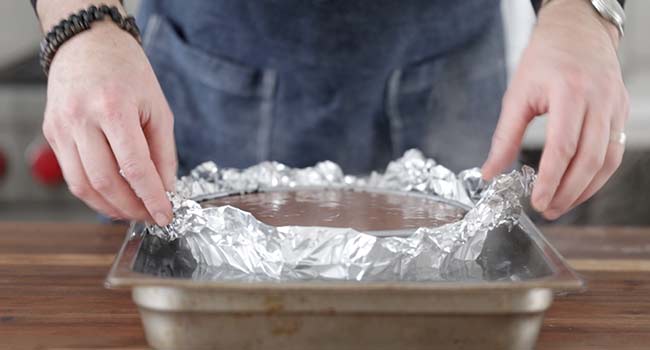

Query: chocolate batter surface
[203,188,466,231]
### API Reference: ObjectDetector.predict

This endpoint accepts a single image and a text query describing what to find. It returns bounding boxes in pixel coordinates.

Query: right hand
[42,21,176,226]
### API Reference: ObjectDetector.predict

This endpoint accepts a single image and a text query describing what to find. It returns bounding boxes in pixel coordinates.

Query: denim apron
[137,0,507,175]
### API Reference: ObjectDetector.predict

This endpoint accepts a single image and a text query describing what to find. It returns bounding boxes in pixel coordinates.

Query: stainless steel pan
[106,190,582,350]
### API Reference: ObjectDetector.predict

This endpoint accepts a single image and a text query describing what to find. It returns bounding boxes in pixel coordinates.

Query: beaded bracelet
[39,4,142,76]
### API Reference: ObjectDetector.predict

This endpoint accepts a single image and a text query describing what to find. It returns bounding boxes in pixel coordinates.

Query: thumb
[481,88,536,180]
[143,103,177,191]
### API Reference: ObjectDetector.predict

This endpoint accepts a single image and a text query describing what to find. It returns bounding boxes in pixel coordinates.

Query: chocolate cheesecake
[203,188,466,232]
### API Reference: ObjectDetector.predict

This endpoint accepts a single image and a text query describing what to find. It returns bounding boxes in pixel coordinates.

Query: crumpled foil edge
[147,149,535,281]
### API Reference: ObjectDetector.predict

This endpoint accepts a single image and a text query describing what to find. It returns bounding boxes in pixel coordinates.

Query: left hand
[481,0,629,220]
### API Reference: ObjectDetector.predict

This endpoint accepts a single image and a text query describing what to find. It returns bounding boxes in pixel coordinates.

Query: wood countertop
[1,223,649,349]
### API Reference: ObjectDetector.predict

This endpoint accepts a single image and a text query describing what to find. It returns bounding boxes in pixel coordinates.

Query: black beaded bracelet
[39,4,142,76]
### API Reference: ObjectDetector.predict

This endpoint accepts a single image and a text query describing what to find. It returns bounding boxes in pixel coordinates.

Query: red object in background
[29,143,64,186]
[0,148,6,180]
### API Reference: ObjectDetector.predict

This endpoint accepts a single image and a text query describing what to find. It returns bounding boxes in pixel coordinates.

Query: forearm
[35,0,124,31]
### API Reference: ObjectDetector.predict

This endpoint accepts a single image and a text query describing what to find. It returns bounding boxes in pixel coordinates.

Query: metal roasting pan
[106,188,583,350]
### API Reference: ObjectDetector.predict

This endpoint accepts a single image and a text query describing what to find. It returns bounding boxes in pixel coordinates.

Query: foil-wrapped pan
[147,149,535,282]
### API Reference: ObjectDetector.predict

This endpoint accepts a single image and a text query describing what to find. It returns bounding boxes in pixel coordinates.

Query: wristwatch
[590,0,626,37]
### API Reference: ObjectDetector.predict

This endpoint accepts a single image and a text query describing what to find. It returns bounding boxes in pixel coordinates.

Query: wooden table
[1,223,649,350]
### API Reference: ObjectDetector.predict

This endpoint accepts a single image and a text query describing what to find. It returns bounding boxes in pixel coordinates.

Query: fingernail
[480,168,492,181]
[480,161,492,179]
[110,211,125,221]
[533,192,551,212]
[154,212,171,226]
[544,209,561,220]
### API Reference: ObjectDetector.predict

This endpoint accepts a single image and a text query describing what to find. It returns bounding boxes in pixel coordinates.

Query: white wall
[0,1,42,66]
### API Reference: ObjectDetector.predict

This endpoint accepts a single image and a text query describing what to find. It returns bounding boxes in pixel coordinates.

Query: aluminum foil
[147,149,535,281]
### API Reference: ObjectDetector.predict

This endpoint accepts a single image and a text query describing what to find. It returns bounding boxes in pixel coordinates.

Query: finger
[543,105,610,219]
[143,103,177,191]
[568,141,624,211]
[531,93,586,212]
[101,110,173,226]
[52,138,124,219]
[74,126,151,221]
[481,87,536,179]
[568,94,628,210]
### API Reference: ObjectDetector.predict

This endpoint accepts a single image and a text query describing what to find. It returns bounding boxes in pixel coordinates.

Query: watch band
[531,0,626,15]
[590,0,626,37]
[38,4,141,77]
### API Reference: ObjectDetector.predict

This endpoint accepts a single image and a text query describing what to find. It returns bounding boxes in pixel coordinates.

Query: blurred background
[0,0,648,224]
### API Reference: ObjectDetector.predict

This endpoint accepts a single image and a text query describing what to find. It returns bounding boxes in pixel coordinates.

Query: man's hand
[482,0,628,220]
[39,1,176,225]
